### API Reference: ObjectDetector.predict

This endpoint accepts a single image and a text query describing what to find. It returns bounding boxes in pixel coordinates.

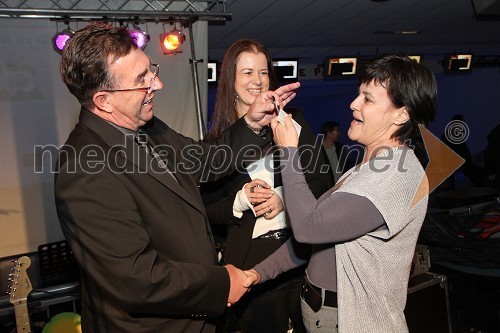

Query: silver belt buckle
[273,230,288,239]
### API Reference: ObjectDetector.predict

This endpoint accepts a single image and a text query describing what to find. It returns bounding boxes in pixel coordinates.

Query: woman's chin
[347,128,358,142]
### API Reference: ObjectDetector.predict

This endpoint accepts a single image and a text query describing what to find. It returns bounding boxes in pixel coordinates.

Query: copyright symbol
[444,120,469,144]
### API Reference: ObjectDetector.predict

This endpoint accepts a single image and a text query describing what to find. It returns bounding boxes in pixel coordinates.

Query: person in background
[202,39,332,333]
[485,124,500,192]
[320,121,347,183]
[440,114,487,188]
[244,54,437,333]
[54,24,299,333]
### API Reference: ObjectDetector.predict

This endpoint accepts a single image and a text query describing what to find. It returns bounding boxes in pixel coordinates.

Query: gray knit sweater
[254,146,428,333]
[335,146,428,332]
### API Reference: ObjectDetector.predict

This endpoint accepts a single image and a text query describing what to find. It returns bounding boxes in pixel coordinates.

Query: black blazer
[203,108,333,269]
[54,109,272,333]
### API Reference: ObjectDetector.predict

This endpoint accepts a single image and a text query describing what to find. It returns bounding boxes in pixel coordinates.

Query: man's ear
[93,92,113,114]
[394,107,410,125]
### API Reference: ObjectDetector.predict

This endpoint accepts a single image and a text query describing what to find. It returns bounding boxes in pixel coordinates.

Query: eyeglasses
[101,63,160,95]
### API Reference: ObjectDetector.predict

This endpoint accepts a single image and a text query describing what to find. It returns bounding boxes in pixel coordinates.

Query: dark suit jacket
[322,140,351,177]
[54,109,272,333]
[203,108,333,269]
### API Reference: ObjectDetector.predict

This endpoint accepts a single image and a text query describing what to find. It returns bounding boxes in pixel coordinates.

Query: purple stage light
[52,29,74,53]
[129,29,150,50]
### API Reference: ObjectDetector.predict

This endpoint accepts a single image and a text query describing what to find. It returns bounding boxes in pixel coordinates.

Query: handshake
[225,264,262,307]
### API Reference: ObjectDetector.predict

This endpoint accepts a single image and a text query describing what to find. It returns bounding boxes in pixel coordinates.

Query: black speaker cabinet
[405,273,452,333]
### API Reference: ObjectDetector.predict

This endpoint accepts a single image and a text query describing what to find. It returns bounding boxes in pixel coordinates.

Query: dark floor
[218,267,500,333]
[2,267,499,333]
[422,187,500,333]
[430,263,500,333]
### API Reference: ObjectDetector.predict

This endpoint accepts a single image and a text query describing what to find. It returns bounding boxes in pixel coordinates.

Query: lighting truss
[0,0,228,141]
[0,0,231,23]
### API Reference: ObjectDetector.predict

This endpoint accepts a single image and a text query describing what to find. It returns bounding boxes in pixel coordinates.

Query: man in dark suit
[54,24,299,333]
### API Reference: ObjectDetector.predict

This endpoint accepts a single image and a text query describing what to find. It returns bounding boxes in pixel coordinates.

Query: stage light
[129,26,150,50]
[52,29,74,53]
[325,57,357,78]
[159,28,185,55]
[444,54,473,72]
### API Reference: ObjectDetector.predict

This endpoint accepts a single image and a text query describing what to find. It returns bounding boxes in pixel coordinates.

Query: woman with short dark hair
[245,54,437,333]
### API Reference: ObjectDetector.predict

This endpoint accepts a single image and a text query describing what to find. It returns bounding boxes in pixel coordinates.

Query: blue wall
[208,68,500,156]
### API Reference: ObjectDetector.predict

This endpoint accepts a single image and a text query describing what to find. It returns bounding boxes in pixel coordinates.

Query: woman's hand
[245,82,300,128]
[270,112,299,147]
[243,269,261,288]
[244,179,274,206]
[253,189,284,219]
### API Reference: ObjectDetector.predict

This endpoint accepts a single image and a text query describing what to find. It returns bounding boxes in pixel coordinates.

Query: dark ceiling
[207,0,500,66]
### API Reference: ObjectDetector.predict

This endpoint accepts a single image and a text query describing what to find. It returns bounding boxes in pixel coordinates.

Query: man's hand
[245,82,300,128]
[270,113,299,148]
[225,264,250,307]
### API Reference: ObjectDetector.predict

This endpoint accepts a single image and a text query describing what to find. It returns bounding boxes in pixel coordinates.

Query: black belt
[301,277,337,312]
[256,228,291,240]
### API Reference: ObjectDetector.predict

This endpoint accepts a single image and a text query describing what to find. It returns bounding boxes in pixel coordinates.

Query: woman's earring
[234,94,239,107]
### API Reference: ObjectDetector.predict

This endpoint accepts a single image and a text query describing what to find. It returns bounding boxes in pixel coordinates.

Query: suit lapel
[144,123,216,252]
[144,127,206,214]
[78,110,206,215]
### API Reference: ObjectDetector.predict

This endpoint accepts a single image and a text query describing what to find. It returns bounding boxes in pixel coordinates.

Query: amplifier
[410,244,431,278]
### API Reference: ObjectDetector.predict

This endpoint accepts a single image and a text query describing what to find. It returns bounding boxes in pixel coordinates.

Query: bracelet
[243,115,263,133]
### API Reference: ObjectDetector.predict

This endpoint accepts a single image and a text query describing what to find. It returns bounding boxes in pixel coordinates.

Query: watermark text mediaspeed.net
[35,125,464,206]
